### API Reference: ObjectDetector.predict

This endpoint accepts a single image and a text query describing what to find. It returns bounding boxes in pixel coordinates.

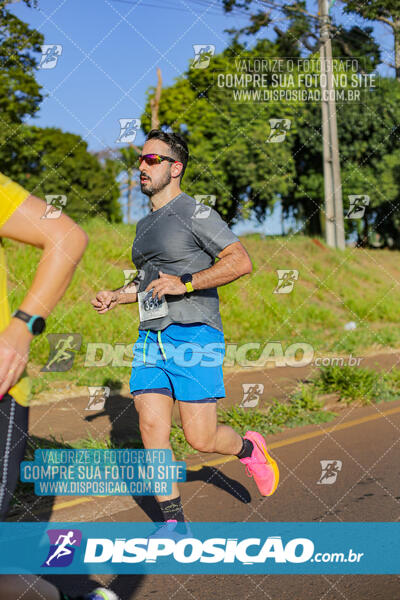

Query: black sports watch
[180,273,194,293]
[12,310,46,336]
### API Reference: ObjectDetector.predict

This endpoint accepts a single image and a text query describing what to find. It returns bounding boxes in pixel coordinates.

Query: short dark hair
[146,129,189,180]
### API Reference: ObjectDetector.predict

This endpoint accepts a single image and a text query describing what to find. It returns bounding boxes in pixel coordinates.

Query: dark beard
[141,170,172,197]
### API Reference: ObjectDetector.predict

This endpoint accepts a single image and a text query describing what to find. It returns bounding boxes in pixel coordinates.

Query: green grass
[5,219,400,394]
[217,385,336,438]
[170,422,199,460]
[312,364,400,405]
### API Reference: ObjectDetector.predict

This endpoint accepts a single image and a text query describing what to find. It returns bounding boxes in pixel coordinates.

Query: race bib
[138,290,169,322]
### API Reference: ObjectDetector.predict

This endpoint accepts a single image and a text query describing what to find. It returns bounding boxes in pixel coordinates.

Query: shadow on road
[12,394,250,523]
[186,466,251,503]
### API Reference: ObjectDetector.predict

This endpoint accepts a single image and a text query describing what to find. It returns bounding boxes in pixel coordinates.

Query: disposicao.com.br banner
[0,522,398,575]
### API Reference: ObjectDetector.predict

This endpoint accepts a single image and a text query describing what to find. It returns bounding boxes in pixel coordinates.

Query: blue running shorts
[129,322,226,403]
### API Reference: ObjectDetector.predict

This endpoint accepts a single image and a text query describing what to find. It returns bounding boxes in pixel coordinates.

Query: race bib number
[138,290,169,322]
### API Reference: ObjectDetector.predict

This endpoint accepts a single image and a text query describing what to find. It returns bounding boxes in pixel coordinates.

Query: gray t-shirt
[131,192,239,332]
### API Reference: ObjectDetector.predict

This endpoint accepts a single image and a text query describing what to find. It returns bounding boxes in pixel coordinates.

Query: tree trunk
[360,211,369,247]
[395,20,400,81]
[127,171,133,223]
[302,199,322,236]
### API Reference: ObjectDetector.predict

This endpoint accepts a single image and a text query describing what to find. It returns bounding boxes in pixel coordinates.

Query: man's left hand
[146,271,187,299]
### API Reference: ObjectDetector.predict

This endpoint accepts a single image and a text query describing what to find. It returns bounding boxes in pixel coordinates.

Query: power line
[107,0,227,15]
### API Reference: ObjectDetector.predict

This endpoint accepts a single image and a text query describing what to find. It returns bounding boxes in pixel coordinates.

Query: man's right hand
[91,291,120,314]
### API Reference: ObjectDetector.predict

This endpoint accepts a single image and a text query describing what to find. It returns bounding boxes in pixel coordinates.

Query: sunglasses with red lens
[138,153,178,166]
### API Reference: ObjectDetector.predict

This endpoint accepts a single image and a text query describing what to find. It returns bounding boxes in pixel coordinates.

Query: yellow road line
[187,404,400,471]
[48,404,400,512]
[53,497,92,511]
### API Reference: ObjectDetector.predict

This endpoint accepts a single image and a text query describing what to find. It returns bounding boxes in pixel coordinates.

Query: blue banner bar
[0,522,398,574]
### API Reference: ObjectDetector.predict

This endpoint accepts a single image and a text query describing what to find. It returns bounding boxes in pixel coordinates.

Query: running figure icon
[45,531,77,566]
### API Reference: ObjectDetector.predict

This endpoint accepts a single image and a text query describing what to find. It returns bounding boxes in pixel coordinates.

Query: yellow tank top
[0,173,32,406]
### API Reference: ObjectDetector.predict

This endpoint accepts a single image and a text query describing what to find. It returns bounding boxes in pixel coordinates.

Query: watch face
[32,317,46,335]
[181,273,192,284]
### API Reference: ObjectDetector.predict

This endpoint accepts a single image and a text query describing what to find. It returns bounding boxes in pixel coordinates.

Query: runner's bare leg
[134,392,179,502]
[179,402,242,455]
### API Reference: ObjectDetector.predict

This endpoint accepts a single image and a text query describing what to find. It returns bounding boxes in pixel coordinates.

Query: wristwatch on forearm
[12,310,46,336]
[180,273,194,293]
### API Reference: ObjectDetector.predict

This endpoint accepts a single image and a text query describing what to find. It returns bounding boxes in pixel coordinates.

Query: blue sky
[12,0,251,150]
[9,0,391,232]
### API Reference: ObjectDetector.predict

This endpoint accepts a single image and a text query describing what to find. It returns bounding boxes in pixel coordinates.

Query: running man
[0,174,117,600]
[92,129,279,524]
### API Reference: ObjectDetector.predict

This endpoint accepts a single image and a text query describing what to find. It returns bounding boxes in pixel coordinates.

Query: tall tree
[0,0,43,123]
[142,40,297,223]
[0,1,122,223]
[343,0,400,80]
[223,0,380,69]
[285,77,400,241]
[6,125,122,223]
[221,0,382,237]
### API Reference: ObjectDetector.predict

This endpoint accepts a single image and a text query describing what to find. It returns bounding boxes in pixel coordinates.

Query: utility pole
[150,67,163,129]
[318,0,345,250]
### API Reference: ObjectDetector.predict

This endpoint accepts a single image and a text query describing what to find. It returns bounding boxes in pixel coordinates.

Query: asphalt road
[39,398,400,599]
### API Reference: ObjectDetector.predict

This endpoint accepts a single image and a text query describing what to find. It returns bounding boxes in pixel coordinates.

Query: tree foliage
[142,40,299,223]
[0,1,121,223]
[8,126,122,222]
[0,2,43,122]
[343,0,400,79]
[286,78,400,240]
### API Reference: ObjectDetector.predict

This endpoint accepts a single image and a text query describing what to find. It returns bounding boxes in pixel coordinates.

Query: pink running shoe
[239,431,279,496]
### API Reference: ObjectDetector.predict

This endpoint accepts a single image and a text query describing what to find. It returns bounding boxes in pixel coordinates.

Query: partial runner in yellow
[0,173,32,406]
[0,174,105,600]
